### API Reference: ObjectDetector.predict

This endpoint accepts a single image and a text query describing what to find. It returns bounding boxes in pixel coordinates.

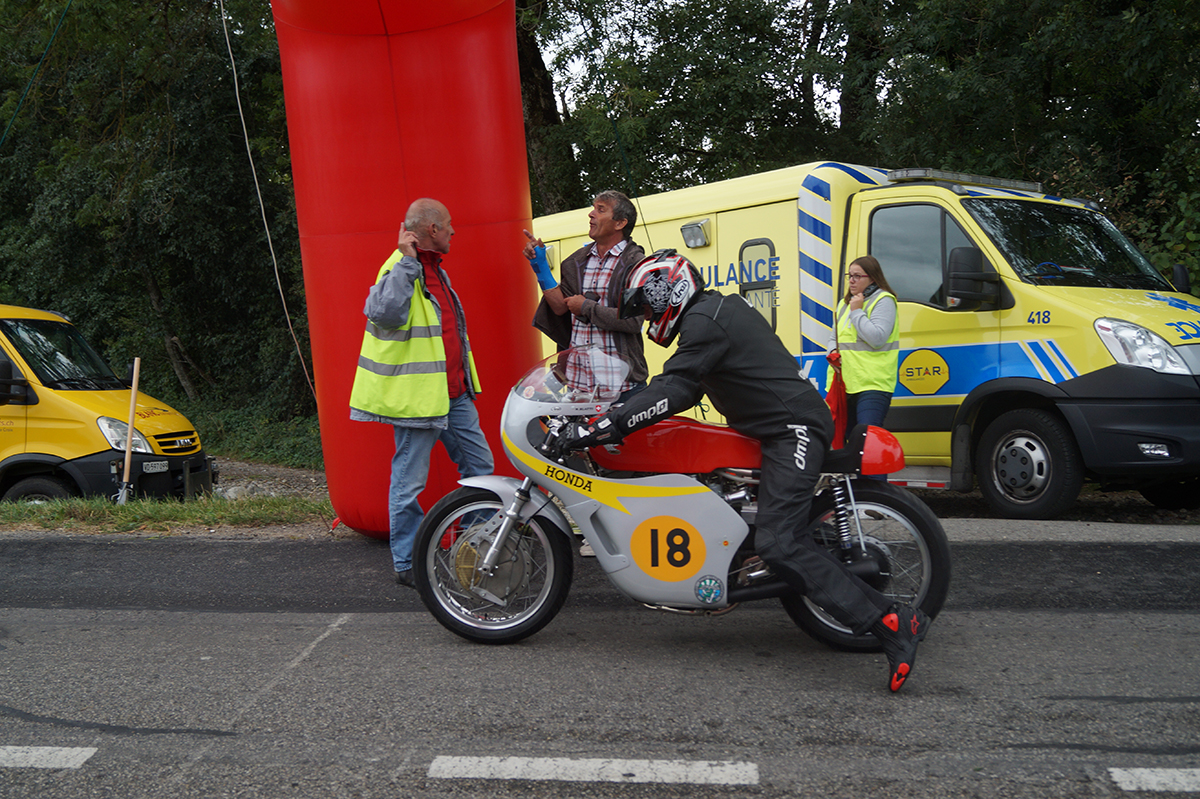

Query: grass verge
[0,494,334,534]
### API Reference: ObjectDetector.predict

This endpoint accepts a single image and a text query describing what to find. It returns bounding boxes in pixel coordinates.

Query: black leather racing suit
[609,291,891,633]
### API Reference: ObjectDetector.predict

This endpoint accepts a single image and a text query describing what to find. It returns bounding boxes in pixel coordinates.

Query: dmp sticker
[695,575,724,605]
[899,349,950,395]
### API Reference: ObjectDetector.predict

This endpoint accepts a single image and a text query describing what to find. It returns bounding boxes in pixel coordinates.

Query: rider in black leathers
[562,250,931,692]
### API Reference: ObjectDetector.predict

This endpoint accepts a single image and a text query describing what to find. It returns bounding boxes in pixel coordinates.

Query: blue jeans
[847,391,892,480]
[389,394,494,571]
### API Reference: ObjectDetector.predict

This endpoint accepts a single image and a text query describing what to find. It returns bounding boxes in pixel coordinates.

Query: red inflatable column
[271,0,542,537]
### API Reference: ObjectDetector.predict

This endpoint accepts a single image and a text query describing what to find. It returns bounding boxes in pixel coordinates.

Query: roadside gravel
[215,458,329,501]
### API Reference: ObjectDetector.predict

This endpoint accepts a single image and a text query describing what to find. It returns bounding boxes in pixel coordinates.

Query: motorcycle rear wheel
[780,480,951,652]
[413,487,573,644]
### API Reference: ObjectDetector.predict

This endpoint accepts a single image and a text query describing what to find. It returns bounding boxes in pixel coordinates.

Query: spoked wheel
[781,480,951,652]
[413,487,573,644]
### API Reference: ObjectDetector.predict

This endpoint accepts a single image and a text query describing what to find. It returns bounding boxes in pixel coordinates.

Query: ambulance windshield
[964,199,1172,290]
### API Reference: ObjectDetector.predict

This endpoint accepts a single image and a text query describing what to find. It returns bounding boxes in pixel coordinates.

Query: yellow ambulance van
[0,304,215,501]
[531,162,1200,519]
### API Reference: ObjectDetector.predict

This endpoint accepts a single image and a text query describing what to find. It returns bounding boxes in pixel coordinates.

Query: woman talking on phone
[829,256,900,448]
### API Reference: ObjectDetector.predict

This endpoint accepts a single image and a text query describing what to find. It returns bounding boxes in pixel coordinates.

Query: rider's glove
[562,414,622,451]
[527,245,558,291]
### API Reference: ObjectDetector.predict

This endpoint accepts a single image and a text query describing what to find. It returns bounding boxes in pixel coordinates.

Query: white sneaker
[579,540,595,557]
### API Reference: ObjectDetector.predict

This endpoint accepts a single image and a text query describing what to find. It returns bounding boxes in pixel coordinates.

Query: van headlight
[1095,318,1190,374]
[97,417,153,453]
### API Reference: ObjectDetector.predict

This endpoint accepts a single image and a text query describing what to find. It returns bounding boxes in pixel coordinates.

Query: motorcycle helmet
[620,249,704,346]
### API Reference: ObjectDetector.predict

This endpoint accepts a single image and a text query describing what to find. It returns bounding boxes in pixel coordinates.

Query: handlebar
[537,416,574,463]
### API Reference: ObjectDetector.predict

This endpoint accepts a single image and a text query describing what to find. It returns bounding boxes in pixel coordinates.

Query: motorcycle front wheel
[413,487,574,645]
[780,480,951,652]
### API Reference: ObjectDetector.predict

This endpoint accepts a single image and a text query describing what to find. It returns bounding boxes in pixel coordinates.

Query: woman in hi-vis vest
[829,256,900,462]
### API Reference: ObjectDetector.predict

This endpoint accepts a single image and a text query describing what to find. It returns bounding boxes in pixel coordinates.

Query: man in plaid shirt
[526,190,648,402]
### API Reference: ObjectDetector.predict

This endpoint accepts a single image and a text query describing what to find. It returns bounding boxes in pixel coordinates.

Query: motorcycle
[413,345,951,651]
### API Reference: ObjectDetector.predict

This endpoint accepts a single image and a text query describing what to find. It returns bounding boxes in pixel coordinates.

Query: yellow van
[0,305,215,501]
[532,162,1200,519]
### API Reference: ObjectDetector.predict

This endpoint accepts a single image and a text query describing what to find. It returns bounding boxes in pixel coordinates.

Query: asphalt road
[1,518,1198,798]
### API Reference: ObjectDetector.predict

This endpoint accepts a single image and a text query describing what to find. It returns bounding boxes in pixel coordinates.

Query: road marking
[1110,768,1200,792]
[0,746,97,769]
[428,756,759,785]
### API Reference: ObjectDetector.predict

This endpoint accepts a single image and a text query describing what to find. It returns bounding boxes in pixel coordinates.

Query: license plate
[143,461,169,474]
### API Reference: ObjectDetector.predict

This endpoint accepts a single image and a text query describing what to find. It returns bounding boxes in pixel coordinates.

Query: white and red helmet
[620,249,705,346]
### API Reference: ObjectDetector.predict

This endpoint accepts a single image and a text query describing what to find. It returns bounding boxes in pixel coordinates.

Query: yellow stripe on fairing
[503,430,710,514]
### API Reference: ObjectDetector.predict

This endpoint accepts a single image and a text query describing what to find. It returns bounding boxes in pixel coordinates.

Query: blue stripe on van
[815,162,886,185]
[799,250,833,284]
[801,335,826,354]
[892,341,1082,399]
[801,174,831,201]
[798,208,831,242]
[1025,340,1066,383]
[1027,338,1075,383]
[1043,339,1079,378]
[801,294,834,328]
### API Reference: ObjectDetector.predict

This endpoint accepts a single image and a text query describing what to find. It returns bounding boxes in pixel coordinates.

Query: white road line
[428,756,759,785]
[1110,768,1200,792]
[0,746,97,769]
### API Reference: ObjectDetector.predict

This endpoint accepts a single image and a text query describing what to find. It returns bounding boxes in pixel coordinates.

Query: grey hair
[404,198,447,234]
[595,190,637,239]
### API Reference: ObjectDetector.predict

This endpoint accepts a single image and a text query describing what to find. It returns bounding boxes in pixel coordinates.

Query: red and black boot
[871,604,930,692]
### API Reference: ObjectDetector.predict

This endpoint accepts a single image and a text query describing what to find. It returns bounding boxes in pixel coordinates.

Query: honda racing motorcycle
[412,345,951,652]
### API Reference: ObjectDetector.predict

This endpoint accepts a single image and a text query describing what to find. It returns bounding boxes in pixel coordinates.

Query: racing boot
[871,603,930,692]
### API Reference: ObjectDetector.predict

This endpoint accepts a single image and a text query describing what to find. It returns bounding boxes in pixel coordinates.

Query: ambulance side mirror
[1172,263,1191,295]
[947,247,998,311]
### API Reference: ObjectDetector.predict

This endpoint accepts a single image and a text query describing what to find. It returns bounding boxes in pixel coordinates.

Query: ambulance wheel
[3,476,74,503]
[1139,478,1200,511]
[977,408,1083,520]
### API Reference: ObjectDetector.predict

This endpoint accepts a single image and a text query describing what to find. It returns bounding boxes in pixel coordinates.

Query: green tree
[863,0,1200,277]
[867,1,1198,190]
[518,0,841,202]
[0,0,312,417]
[517,0,589,215]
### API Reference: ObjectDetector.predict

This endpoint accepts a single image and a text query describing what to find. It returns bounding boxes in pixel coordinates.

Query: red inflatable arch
[271,0,542,537]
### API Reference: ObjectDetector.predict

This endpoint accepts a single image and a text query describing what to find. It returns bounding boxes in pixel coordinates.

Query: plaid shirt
[566,239,634,395]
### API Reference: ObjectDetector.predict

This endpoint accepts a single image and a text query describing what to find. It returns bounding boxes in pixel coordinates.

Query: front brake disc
[453,531,533,601]
[454,540,480,589]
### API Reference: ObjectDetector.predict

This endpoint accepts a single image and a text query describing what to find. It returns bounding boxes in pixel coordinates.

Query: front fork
[469,476,535,603]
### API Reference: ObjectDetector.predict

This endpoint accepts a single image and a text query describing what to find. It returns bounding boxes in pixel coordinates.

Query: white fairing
[500,347,749,608]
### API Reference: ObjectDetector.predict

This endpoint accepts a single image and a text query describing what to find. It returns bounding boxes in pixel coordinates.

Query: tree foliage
[520,0,844,202]
[0,0,311,418]
[1,0,1198,451]
[519,0,1200,279]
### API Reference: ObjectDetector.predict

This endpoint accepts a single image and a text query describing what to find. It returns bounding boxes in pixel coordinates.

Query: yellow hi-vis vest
[349,256,480,420]
[836,289,899,394]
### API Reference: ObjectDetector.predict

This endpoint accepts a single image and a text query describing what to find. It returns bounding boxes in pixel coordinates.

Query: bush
[178,399,324,470]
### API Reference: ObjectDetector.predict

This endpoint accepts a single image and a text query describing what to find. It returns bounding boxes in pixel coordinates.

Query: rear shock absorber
[831,475,856,551]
